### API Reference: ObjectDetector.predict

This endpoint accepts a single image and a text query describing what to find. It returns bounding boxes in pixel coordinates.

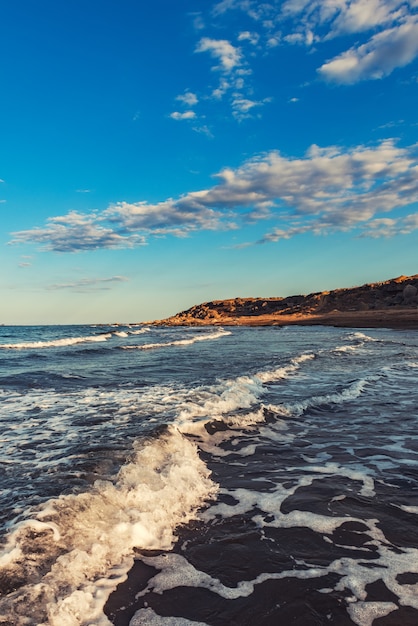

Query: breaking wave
[0,427,217,626]
[122,328,232,350]
[0,333,113,350]
[0,327,151,350]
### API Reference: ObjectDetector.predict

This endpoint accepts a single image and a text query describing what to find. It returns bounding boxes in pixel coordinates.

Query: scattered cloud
[377,119,405,129]
[203,0,418,87]
[281,1,418,83]
[231,96,268,120]
[170,111,197,121]
[76,189,92,193]
[176,91,199,106]
[191,124,214,138]
[47,276,129,292]
[190,11,205,31]
[237,31,260,45]
[18,262,32,268]
[11,211,144,252]
[319,16,418,83]
[10,140,418,252]
[171,92,199,124]
[103,199,234,235]
[358,212,418,237]
[196,37,243,72]
[192,35,268,118]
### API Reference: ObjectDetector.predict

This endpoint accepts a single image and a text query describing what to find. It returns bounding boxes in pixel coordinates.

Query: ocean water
[0,323,418,626]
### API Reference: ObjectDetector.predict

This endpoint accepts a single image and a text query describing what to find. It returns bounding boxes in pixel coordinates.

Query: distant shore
[154,308,418,330]
[152,275,418,330]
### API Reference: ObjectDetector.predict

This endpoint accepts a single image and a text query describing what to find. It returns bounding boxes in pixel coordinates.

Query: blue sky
[1,0,417,324]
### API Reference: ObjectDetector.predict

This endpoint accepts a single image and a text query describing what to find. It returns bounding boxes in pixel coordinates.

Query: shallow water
[0,324,417,625]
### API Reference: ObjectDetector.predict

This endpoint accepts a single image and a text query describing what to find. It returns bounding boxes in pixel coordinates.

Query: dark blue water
[0,324,417,625]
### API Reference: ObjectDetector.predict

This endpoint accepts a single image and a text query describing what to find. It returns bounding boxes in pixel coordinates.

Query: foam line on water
[255,353,315,382]
[0,333,113,349]
[175,351,316,433]
[130,609,210,625]
[0,327,151,350]
[122,328,232,350]
[139,542,418,624]
[266,376,376,418]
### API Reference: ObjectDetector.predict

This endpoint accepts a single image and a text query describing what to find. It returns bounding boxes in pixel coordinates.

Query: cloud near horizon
[10,140,418,253]
[47,276,129,292]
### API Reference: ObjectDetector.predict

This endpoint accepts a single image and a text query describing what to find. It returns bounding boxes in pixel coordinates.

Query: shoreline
[154,308,418,330]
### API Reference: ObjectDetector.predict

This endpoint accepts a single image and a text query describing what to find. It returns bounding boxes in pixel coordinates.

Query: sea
[0,323,418,626]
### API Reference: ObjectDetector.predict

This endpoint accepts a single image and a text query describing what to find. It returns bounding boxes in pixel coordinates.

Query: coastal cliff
[155,275,418,329]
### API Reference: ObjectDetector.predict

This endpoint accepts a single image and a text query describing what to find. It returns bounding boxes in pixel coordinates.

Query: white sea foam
[346,332,378,343]
[333,345,359,354]
[0,327,150,350]
[122,328,231,350]
[0,427,217,626]
[130,608,209,625]
[180,467,418,623]
[138,542,418,625]
[347,601,398,626]
[0,384,189,474]
[267,377,374,418]
[173,352,317,435]
[256,352,315,382]
[0,333,112,349]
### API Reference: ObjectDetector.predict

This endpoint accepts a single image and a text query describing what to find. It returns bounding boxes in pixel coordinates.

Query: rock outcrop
[155,275,418,329]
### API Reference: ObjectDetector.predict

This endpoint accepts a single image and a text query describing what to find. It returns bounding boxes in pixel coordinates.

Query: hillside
[155,275,418,329]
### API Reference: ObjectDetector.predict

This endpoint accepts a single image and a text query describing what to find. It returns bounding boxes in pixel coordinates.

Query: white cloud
[170,111,197,121]
[195,37,243,72]
[358,212,418,237]
[231,96,270,120]
[326,0,409,37]
[207,0,418,85]
[47,276,129,292]
[237,30,260,45]
[279,0,418,83]
[267,35,281,47]
[280,0,411,38]
[193,36,263,118]
[11,141,418,252]
[190,12,205,31]
[212,0,251,17]
[192,124,214,138]
[319,16,418,83]
[176,91,199,106]
[11,211,144,252]
[103,199,233,235]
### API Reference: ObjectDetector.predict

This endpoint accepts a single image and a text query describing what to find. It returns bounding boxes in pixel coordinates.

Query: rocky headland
[154,275,418,329]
